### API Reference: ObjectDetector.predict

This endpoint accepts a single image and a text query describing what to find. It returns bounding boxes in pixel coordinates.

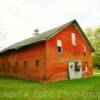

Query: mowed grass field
[0,73,100,100]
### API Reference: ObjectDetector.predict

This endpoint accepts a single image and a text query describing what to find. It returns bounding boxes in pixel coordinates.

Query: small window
[7,63,11,68]
[35,60,39,67]
[75,62,80,72]
[57,40,62,54]
[2,64,5,71]
[7,63,11,72]
[85,66,88,72]
[24,61,28,68]
[84,47,86,56]
[72,33,76,46]
[16,62,18,67]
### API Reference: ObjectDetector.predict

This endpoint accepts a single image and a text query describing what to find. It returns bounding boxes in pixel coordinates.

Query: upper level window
[72,33,76,46]
[57,40,62,54]
[84,47,87,56]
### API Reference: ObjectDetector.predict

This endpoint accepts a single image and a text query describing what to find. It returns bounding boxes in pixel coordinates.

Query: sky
[0,0,100,49]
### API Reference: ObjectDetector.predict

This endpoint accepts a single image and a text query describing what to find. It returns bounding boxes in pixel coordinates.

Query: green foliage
[92,55,100,68]
[84,27,100,68]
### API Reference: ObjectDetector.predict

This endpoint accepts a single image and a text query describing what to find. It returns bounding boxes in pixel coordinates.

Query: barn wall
[0,24,93,82]
[0,42,46,82]
[45,25,93,82]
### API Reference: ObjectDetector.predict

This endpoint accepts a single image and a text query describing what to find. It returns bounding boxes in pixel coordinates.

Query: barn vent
[34,26,39,36]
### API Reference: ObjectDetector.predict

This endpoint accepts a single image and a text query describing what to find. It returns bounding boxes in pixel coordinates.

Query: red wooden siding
[0,42,46,82]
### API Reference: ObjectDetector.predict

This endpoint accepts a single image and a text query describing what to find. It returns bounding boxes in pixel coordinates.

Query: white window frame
[57,40,62,54]
[72,33,76,46]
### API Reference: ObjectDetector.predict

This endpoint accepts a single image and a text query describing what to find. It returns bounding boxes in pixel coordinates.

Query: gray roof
[0,19,95,53]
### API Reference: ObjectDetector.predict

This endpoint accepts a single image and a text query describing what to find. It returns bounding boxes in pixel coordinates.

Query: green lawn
[93,70,100,73]
[0,75,100,100]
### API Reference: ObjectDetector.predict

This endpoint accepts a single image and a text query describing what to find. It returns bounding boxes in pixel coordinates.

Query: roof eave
[0,39,46,54]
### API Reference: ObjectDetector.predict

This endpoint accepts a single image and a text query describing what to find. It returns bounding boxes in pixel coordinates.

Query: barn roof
[0,19,95,53]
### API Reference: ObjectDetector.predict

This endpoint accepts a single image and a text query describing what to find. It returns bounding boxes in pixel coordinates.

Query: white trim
[57,40,62,54]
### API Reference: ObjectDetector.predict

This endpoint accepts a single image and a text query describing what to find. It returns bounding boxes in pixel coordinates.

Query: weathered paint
[0,24,93,82]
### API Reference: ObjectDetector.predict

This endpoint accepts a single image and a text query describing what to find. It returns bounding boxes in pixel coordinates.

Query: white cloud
[0,0,100,49]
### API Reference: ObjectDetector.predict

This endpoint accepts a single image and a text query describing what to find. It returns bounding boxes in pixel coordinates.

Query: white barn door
[68,61,82,79]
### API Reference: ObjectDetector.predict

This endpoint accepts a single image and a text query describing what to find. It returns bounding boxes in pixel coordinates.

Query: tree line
[84,27,100,68]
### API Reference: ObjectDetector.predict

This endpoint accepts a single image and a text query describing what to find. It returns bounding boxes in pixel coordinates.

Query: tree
[84,27,100,68]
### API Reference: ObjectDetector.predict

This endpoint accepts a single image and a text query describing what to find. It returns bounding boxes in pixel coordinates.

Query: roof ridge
[0,19,94,53]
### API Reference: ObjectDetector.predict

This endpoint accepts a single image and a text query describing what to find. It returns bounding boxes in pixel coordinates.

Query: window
[35,60,39,67]
[2,64,5,71]
[24,61,28,68]
[75,62,81,72]
[7,63,11,68]
[84,47,86,56]
[0,64,1,71]
[72,33,76,46]
[57,40,62,54]
[7,63,11,72]
[16,62,18,67]
[85,65,88,72]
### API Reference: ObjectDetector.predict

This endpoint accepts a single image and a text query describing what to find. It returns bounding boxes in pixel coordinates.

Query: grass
[0,75,100,100]
[93,70,100,73]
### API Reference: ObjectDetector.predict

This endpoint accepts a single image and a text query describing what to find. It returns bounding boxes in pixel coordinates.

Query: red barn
[0,20,94,82]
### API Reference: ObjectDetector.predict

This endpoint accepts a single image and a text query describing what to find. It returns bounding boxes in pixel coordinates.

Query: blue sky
[0,0,100,49]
